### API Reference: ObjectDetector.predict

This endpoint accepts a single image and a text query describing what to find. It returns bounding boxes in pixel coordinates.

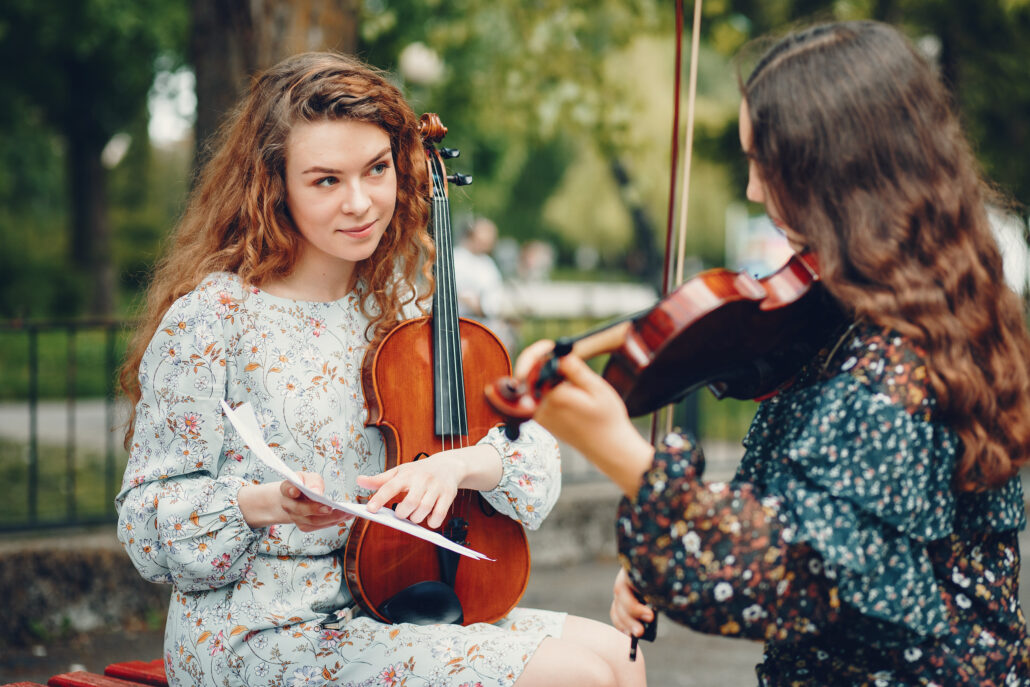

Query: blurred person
[454,215,518,351]
[518,240,556,282]
[115,51,645,687]
[514,21,1030,685]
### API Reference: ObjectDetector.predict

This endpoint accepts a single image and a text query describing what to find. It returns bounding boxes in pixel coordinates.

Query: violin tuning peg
[447,173,473,186]
[440,147,460,159]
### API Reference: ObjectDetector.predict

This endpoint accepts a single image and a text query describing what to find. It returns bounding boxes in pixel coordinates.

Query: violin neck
[428,164,469,438]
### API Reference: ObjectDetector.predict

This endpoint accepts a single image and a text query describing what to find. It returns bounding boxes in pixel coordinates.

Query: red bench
[1,659,167,687]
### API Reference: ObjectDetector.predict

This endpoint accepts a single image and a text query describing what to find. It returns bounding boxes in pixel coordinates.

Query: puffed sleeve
[115,282,262,592]
[616,432,844,644]
[476,421,561,530]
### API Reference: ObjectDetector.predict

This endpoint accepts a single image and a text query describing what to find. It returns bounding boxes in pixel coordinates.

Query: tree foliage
[1,0,1027,318]
[0,0,188,316]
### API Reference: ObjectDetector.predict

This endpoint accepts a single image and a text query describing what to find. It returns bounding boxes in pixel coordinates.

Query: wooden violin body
[343,317,529,625]
[343,113,530,626]
[607,251,845,415]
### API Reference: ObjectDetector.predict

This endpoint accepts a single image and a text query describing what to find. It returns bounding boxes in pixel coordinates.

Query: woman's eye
[369,162,389,177]
[315,176,338,187]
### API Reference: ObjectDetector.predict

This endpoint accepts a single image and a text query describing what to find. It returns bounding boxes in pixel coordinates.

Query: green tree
[0,0,188,316]
[190,0,361,168]
[359,0,681,284]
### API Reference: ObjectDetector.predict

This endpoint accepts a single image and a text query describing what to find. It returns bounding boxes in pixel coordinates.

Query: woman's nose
[340,180,371,215]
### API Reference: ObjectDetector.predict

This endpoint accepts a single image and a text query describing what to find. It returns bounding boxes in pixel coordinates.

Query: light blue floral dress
[116,272,565,687]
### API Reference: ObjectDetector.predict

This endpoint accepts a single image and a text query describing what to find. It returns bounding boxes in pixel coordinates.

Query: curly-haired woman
[116,52,646,687]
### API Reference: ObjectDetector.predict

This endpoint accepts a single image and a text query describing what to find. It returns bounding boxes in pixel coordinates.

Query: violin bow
[631,0,703,663]
[656,0,704,438]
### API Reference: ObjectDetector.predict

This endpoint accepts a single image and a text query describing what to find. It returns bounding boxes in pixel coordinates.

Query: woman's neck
[262,251,357,302]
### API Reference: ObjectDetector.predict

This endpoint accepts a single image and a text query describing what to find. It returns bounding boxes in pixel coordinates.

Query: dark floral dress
[617,323,1030,686]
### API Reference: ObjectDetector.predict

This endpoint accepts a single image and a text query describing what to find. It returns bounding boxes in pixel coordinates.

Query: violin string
[434,157,460,455]
[429,154,451,462]
[430,147,473,520]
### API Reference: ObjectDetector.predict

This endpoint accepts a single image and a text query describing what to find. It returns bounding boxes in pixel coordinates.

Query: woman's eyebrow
[300,146,392,175]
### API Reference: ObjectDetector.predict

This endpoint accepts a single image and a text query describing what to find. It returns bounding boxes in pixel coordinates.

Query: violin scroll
[484,340,574,439]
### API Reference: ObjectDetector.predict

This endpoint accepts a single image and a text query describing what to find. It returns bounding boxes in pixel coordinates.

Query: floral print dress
[116,272,565,687]
[617,322,1030,686]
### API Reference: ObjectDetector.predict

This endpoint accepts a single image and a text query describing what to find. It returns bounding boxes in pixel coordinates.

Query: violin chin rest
[380,580,465,626]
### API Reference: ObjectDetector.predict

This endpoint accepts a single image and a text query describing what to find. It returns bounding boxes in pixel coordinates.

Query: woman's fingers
[359,461,458,524]
[358,467,404,512]
[611,568,654,636]
[279,472,351,531]
[513,339,556,379]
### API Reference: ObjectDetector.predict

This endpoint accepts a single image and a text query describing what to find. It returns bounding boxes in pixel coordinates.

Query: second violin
[486,252,846,437]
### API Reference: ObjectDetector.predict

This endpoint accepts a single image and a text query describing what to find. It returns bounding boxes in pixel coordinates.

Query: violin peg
[447,173,473,186]
[440,147,460,159]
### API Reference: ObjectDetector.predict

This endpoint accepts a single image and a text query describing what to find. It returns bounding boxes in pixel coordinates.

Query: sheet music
[220,400,493,561]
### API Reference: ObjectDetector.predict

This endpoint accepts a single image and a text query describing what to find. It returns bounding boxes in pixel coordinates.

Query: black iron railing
[0,316,612,532]
[0,318,129,531]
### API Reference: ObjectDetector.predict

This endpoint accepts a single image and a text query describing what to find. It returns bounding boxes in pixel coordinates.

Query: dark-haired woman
[515,20,1030,685]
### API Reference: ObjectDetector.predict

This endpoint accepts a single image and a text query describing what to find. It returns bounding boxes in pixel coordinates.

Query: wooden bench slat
[103,661,166,687]
[47,672,150,687]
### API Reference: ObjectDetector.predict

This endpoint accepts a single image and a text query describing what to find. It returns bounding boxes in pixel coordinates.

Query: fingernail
[320,506,330,514]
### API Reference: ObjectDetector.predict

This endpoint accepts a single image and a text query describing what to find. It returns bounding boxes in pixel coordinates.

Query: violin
[343,114,530,626]
[485,251,847,438]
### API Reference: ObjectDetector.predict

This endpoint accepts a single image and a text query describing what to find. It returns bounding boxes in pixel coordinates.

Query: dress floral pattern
[617,322,1030,685]
[116,272,565,686]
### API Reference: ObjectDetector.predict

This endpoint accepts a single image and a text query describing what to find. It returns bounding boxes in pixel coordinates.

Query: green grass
[0,325,132,401]
[0,437,128,527]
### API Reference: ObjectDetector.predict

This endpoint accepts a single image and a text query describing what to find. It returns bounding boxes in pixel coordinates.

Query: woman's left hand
[357,444,503,528]
[610,567,655,638]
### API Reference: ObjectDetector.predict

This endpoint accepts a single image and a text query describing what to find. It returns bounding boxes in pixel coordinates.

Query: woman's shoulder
[167,272,249,312]
[153,273,255,334]
[822,323,936,419]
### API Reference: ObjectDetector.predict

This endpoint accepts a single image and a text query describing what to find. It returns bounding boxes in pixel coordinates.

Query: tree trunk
[190,0,361,170]
[67,130,115,316]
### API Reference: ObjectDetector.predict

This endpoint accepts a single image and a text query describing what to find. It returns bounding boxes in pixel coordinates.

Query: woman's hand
[279,472,353,532]
[610,567,655,638]
[513,340,654,496]
[239,471,352,531]
[357,444,503,529]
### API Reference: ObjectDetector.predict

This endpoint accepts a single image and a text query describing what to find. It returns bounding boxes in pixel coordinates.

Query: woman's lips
[339,220,376,238]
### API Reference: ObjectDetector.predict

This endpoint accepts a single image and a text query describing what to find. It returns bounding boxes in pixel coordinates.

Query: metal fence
[0,318,127,531]
[0,316,608,533]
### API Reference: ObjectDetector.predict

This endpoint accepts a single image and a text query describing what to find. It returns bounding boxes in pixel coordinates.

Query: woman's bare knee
[516,636,617,687]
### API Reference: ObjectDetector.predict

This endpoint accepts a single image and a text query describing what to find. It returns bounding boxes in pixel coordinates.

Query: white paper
[220,400,493,561]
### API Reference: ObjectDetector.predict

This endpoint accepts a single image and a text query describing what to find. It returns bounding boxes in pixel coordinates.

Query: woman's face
[284,118,398,282]
[738,99,807,253]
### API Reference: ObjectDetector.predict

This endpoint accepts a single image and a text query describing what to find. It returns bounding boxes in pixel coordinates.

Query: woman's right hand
[610,567,655,638]
[513,341,655,496]
[239,472,352,531]
[279,472,353,532]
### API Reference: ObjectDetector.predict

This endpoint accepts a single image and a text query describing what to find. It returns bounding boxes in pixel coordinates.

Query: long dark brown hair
[119,52,434,448]
[743,21,1030,491]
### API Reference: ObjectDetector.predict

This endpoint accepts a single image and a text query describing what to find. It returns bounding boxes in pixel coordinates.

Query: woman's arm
[116,288,263,591]
[616,435,842,642]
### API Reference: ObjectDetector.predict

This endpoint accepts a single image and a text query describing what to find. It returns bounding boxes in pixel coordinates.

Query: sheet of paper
[220,400,493,561]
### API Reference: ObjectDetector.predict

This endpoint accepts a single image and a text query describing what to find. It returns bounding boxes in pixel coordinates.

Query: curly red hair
[119,52,434,448]
[743,21,1030,491]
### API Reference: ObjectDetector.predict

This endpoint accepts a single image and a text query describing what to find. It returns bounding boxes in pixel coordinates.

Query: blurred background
[0,0,1029,681]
